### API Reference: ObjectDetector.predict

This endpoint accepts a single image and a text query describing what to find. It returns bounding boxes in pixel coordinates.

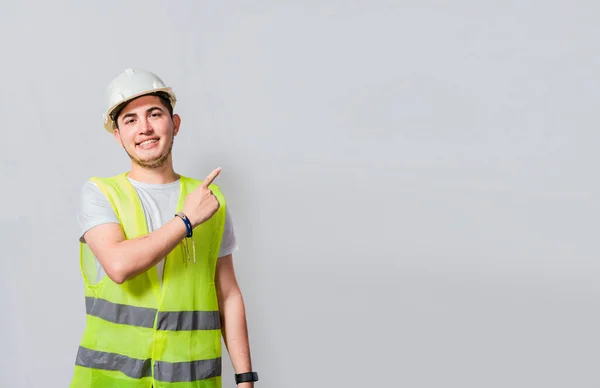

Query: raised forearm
[107,217,188,283]
[220,294,253,375]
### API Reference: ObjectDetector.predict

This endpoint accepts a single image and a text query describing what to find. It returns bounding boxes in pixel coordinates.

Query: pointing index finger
[203,167,222,188]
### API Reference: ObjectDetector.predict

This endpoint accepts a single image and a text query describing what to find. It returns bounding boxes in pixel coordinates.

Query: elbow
[107,272,127,285]
[102,259,129,285]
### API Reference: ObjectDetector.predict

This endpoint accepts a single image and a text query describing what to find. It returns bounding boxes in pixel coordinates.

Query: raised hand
[182,167,222,227]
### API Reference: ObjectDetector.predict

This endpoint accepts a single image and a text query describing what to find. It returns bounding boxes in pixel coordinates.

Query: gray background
[1,1,598,387]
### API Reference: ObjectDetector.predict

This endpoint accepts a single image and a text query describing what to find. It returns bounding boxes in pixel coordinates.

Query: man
[70,68,259,387]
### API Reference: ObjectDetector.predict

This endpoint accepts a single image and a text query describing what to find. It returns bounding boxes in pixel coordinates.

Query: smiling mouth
[137,138,159,147]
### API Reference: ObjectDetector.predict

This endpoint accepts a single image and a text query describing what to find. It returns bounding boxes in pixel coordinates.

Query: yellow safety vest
[70,172,226,388]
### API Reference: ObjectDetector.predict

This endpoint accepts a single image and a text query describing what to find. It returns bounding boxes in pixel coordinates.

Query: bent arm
[78,180,233,285]
[84,218,188,284]
[79,179,191,284]
[215,254,254,384]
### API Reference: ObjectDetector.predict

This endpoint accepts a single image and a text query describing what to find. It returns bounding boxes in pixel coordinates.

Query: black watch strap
[235,371,259,384]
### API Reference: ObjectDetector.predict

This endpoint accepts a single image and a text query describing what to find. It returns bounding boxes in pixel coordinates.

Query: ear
[172,114,181,136]
[113,128,123,146]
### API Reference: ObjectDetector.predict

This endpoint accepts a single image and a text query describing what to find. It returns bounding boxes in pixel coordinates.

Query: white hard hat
[102,68,177,133]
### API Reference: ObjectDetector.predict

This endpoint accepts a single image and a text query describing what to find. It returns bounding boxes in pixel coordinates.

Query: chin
[134,151,171,169]
[125,140,173,169]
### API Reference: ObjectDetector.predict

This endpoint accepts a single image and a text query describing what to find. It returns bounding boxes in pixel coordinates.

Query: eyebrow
[121,106,165,121]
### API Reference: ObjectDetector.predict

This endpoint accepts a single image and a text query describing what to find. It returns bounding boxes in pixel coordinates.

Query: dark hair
[111,91,174,128]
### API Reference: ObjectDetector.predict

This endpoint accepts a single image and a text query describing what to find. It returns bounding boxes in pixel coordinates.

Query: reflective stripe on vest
[86,296,221,330]
[76,346,222,382]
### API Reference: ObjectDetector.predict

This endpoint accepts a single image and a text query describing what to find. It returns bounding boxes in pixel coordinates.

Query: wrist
[186,212,199,228]
[235,371,258,385]
[174,212,194,237]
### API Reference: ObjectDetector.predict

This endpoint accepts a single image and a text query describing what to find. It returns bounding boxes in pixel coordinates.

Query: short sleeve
[218,206,238,258]
[78,180,121,243]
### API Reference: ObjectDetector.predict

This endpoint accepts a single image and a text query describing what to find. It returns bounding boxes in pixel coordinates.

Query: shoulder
[88,173,128,186]
[78,178,121,239]
[84,173,132,197]
[79,174,129,208]
[80,177,118,205]
[80,178,102,198]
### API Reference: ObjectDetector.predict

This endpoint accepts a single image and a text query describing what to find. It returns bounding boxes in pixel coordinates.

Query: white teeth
[139,139,158,146]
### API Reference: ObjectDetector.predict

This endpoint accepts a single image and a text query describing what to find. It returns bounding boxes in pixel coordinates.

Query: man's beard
[124,137,174,169]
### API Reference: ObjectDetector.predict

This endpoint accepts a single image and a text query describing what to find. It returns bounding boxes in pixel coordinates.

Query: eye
[125,118,135,125]
[150,112,162,118]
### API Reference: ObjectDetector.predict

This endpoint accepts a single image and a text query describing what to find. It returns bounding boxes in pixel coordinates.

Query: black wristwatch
[235,371,259,384]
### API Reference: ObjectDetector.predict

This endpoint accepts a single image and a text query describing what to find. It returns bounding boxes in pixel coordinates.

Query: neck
[127,159,179,184]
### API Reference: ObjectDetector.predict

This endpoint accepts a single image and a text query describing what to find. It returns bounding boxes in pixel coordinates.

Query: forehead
[120,95,165,115]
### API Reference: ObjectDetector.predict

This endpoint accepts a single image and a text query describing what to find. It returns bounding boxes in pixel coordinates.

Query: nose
[139,116,154,134]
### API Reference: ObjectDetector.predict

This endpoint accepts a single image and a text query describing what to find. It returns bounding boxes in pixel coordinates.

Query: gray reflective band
[75,346,221,382]
[86,297,156,328]
[76,346,152,379]
[155,357,222,382]
[86,297,220,331]
[157,310,221,331]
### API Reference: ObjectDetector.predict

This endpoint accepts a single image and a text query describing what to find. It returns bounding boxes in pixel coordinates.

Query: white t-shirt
[78,177,238,285]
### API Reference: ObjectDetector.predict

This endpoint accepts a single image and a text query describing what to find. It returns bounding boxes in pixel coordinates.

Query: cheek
[156,121,172,135]
[120,130,137,146]
[119,136,135,148]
